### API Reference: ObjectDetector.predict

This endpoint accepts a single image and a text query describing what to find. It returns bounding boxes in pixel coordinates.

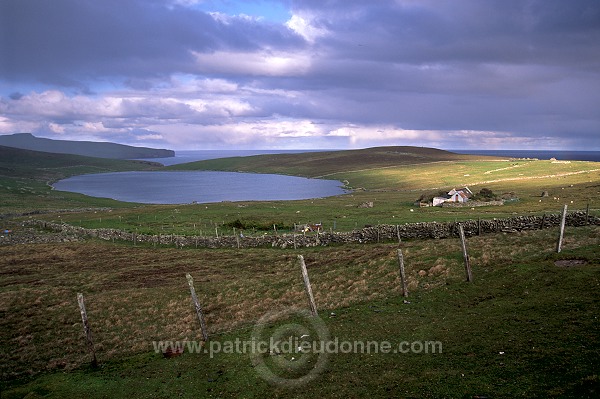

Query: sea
[141,149,600,166]
[450,150,600,162]
[139,149,330,166]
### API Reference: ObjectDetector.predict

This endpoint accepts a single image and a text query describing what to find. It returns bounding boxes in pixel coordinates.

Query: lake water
[53,171,347,204]
[139,149,332,166]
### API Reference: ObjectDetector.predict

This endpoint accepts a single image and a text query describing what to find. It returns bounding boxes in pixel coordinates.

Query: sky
[1,0,599,151]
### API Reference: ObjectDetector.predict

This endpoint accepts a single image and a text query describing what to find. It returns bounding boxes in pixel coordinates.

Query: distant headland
[0,133,174,159]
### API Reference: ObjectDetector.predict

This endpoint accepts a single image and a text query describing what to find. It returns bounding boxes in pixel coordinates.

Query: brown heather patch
[1,226,599,379]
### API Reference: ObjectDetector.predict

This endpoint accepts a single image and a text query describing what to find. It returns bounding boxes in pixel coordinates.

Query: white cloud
[286,13,329,43]
[208,11,263,24]
[1,87,259,124]
[145,119,460,149]
[184,98,256,116]
[446,130,566,150]
[170,0,204,8]
[327,126,441,146]
[192,50,312,76]
[0,116,39,134]
[48,122,65,133]
[3,91,123,119]
[135,133,164,141]
[79,122,112,132]
[171,76,239,94]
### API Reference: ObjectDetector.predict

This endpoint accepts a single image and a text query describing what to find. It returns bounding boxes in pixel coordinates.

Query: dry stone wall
[22,211,598,249]
[441,200,504,208]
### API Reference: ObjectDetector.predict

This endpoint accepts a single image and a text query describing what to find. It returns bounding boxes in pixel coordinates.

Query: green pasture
[1,226,599,398]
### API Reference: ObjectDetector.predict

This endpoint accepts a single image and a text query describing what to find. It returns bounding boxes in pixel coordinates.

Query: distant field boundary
[18,211,599,249]
[0,207,114,220]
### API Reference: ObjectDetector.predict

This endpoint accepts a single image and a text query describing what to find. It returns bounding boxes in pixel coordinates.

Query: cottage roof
[448,187,472,197]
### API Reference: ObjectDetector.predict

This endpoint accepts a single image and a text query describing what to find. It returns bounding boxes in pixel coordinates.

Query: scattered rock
[162,347,184,358]
[555,259,587,267]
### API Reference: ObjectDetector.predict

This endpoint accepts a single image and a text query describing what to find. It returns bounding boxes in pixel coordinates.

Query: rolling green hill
[0,145,163,182]
[0,145,164,212]
[167,146,495,177]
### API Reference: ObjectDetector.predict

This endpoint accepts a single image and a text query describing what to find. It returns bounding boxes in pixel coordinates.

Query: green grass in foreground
[1,226,599,398]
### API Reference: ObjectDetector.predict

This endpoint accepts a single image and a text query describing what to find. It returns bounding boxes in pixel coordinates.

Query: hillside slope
[0,133,174,159]
[0,145,163,182]
[168,146,494,177]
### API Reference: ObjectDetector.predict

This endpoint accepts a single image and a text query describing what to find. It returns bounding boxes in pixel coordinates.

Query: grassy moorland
[1,225,599,397]
[166,146,482,177]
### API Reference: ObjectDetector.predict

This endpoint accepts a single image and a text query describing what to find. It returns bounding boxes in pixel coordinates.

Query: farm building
[432,187,473,207]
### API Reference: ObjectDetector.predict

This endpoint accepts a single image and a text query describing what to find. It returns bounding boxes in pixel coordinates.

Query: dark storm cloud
[265,0,600,143]
[0,0,302,86]
[291,0,600,76]
[295,0,600,58]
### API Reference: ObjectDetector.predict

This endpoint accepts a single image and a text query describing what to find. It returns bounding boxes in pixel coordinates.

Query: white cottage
[433,187,472,206]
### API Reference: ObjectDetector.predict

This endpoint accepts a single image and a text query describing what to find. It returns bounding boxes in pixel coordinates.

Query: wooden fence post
[396,225,402,245]
[540,213,546,230]
[557,204,568,253]
[185,273,209,341]
[77,293,98,367]
[298,255,318,316]
[458,224,473,282]
[585,202,590,225]
[397,249,408,297]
